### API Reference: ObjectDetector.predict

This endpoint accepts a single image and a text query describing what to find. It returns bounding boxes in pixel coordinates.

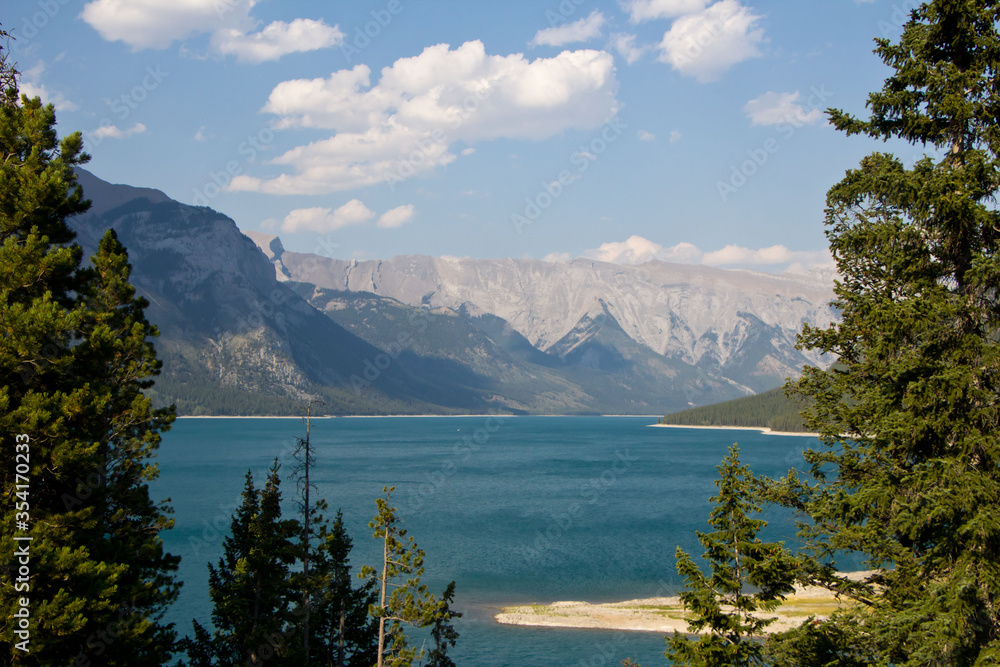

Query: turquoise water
[152,416,833,666]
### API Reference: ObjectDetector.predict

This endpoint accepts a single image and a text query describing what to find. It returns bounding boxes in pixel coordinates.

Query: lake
[153,416,833,666]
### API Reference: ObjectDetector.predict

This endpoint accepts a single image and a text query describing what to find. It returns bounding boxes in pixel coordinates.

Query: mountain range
[67,169,837,415]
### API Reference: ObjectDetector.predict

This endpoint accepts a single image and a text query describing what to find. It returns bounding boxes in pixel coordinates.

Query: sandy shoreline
[650,423,819,438]
[496,575,867,634]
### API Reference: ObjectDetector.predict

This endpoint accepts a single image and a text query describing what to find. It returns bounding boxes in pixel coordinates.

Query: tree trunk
[338,599,345,667]
[377,529,389,667]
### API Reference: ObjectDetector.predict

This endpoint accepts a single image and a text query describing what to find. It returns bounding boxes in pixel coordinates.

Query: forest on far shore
[660,386,809,433]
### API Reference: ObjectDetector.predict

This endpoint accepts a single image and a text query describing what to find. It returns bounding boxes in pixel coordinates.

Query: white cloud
[637,130,655,141]
[81,0,255,50]
[231,41,620,194]
[90,122,147,139]
[81,0,341,61]
[586,236,676,264]
[622,0,709,22]
[701,243,830,269]
[609,33,649,64]
[531,10,605,47]
[194,126,207,141]
[377,204,415,228]
[19,61,78,111]
[658,0,765,82]
[461,147,475,156]
[211,18,344,63]
[743,91,824,126]
[543,252,572,263]
[669,129,682,143]
[578,235,832,272]
[280,200,374,233]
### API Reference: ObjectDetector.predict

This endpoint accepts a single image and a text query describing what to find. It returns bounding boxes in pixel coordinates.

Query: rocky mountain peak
[244,231,292,281]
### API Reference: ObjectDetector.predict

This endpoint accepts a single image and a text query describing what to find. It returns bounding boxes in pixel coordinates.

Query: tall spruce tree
[779,1,1000,663]
[0,35,179,665]
[300,509,379,666]
[665,445,796,667]
[186,463,298,665]
[185,455,380,667]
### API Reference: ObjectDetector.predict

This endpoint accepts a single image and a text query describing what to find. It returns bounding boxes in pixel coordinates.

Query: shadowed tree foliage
[425,580,461,667]
[185,463,298,666]
[298,508,379,666]
[183,451,382,667]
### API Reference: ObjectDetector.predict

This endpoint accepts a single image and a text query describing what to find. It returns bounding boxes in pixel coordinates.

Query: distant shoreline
[176,414,662,420]
[174,417,815,436]
[178,415,313,419]
[650,423,819,437]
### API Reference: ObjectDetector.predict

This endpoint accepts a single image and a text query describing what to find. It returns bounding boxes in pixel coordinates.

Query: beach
[496,573,869,634]
[649,423,820,438]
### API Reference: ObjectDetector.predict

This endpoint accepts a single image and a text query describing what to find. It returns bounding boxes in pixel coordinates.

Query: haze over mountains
[69,170,837,415]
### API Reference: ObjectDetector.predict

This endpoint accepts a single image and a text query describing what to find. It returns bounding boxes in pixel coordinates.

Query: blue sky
[6,0,921,272]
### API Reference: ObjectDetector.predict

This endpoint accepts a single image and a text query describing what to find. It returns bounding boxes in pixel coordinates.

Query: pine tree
[186,463,298,665]
[666,445,796,667]
[360,486,453,667]
[186,454,380,667]
[780,1,1000,663]
[0,35,179,665]
[302,509,379,667]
